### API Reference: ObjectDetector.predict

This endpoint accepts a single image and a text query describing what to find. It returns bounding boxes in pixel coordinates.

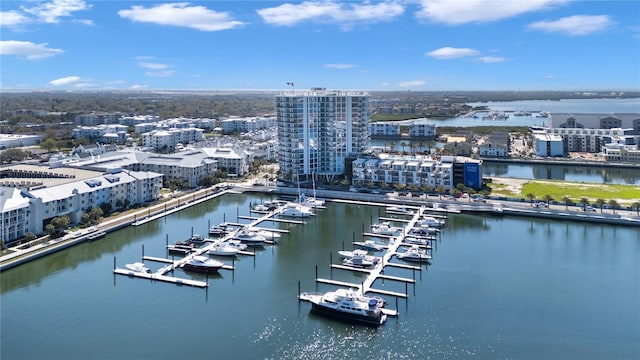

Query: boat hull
[310,303,386,327]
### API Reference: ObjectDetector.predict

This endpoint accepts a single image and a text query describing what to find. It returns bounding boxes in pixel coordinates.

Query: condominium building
[409,122,436,138]
[534,134,564,157]
[368,122,400,137]
[0,187,30,243]
[276,88,370,183]
[352,155,482,191]
[141,128,205,152]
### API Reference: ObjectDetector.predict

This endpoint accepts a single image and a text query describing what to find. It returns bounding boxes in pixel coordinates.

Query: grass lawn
[521,180,640,204]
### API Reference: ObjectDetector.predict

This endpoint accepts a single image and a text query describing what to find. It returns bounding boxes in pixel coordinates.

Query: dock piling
[113,256,116,270]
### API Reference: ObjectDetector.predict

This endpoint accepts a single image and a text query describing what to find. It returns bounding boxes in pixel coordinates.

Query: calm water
[2,193,639,359]
[404,98,639,127]
[482,162,640,185]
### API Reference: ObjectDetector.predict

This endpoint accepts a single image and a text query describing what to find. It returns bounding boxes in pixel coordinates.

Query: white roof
[0,187,30,212]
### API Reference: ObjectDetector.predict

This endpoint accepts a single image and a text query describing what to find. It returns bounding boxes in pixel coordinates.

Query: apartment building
[409,122,436,138]
[368,122,400,137]
[352,155,482,191]
[75,112,120,126]
[603,143,640,162]
[141,128,205,152]
[276,88,370,183]
[0,187,30,243]
[72,124,130,144]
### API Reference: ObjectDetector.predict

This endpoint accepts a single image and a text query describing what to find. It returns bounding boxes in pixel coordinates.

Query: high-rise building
[276,88,370,183]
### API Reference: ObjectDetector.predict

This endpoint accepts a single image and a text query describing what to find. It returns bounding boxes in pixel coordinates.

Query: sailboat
[300,173,325,208]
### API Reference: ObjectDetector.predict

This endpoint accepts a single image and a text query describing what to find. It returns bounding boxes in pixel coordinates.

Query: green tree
[579,197,589,211]
[40,138,56,152]
[607,199,619,214]
[99,202,112,215]
[24,232,36,242]
[526,193,535,206]
[632,202,640,216]
[0,148,28,164]
[45,224,55,236]
[435,186,447,199]
[543,194,554,207]
[562,195,571,211]
[594,199,605,213]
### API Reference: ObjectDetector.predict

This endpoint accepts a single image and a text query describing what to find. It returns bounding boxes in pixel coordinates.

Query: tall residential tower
[276,88,370,183]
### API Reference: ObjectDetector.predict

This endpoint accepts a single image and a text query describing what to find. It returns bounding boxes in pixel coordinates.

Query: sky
[1,0,639,92]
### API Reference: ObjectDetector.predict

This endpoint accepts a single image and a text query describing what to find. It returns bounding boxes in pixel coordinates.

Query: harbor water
[1,193,638,359]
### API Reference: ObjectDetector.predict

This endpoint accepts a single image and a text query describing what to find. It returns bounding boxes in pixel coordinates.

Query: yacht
[417,216,445,228]
[208,241,241,256]
[208,223,231,237]
[397,245,432,262]
[386,206,414,215]
[252,203,270,212]
[234,230,266,245]
[280,203,313,218]
[181,255,224,274]
[226,239,248,251]
[371,222,401,235]
[338,249,380,267]
[300,288,387,327]
[249,227,281,241]
[354,240,384,252]
[125,262,151,274]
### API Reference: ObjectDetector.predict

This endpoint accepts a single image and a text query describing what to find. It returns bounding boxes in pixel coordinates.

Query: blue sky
[1,0,639,91]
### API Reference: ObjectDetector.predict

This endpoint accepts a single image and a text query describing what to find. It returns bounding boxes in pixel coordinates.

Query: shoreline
[2,183,638,272]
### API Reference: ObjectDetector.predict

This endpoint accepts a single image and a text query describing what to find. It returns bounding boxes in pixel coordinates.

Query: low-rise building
[534,134,564,157]
[368,122,400,137]
[409,122,436,138]
[0,134,41,149]
[603,143,640,162]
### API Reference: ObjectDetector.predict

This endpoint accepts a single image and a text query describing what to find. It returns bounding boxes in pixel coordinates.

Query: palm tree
[579,197,589,211]
[389,141,396,154]
[543,194,553,207]
[526,193,535,206]
[632,201,640,216]
[400,142,408,154]
[435,185,446,199]
[383,142,388,153]
[562,195,571,211]
[418,141,425,154]
[608,199,619,214]
[409,142,416,155]
[594,199,605,213]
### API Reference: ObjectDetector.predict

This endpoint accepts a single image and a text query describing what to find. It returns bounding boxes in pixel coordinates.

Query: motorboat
[386,206,414,215]
[249,227,281,241]
[354,240,384,252]
[226,239,248,251]
[299,288,387,327]
[208,223,231,237]
[252,203,270,212]
[371,222,401,235]
[208,241,241,256]
[343,256,375,268]
[411,226,439,235]
[397,245,432,262]
[403,236,432,247]
[125,262,151,273]
[280,203,313,218]
[417,216,445,228]
[181,255,224,274]
[234,230,266,245]
[338,249,380,265]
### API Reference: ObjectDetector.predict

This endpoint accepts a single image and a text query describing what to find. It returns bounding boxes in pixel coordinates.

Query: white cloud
[72,18,94,26]
[426,47,479,59]
[528,15,612,36]
[145,70,175,77]
[478,56,506,63]
[139,62,169,70]
[397,80,426,87]
[0,40,64,59]
[118,3,245,31]
[0,11,30,27]
[415,0,569,25]
[324,63,355,69]
[22,0,92,24]
[257,1,404,27]
[49,75,83,86]
[129,84,149,90]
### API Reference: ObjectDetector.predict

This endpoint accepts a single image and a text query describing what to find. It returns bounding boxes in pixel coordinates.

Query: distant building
[443,140,472,156]
[534,134,564,157]
[75,112,120,126]
[478,132,510,158]
[141,128,204,152]
[602,143,640,162]
[0,134,41,149]
[368,122,400,137]
[409,122,436,138]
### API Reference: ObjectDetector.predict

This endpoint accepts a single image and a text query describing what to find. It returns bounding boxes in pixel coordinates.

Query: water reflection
[483,162,640,184]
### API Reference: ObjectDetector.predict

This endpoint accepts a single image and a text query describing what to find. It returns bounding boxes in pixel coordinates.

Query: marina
[1,192,638,359]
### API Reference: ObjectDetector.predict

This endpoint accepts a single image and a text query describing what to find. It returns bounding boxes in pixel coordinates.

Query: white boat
[354,240,384,252]
[280,203,313,218]
[386,206,414,215]
[181,255,224,274]
[371,222,401,235]
[397,245,432,262]
[417,216,444,228]
[338,249,380,265]
[343,257,375,268]
[252,203,270,212]
[125,262,151,273]
[403,236,432,247]
[299,194,326,208]
[234,230,266,245]
[208,223,231,236]
[299,288,387,327]
[208,241,241,256]
[226,239,248,251]
[249,227,281,240]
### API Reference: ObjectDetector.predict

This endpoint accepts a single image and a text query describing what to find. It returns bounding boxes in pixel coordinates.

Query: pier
[112,203,302,287]
[300,205,442,318]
